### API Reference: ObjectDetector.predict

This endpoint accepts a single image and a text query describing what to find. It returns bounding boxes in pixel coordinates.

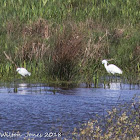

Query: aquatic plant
[0,0,140,82]
[72,96,140,139]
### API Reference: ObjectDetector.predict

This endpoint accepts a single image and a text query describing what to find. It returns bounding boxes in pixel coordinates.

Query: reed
[0,0,139,82]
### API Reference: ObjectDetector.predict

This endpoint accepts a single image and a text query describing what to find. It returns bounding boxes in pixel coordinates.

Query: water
[0,81,139,139]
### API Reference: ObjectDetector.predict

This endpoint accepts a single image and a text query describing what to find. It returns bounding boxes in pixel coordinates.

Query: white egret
[16,68,31,77]
[102,60,123,74]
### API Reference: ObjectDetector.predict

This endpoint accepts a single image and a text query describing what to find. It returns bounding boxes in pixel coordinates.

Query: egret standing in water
[102,60,123,75]
[16,68,31,77]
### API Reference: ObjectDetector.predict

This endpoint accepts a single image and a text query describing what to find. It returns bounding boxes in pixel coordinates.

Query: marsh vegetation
[0,0,139,83]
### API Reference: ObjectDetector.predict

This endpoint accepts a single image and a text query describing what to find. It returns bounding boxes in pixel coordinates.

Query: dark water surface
[0,81,139,139]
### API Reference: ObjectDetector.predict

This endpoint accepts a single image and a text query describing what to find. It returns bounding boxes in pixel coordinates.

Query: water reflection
[17,83,29,94]
[104,82,122,90]
[11,83,58,95]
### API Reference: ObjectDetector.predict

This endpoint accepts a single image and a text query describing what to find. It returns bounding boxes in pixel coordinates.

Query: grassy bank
[0,0,140,82]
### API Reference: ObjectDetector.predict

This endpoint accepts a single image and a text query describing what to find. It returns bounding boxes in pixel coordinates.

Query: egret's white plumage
[16,68,31,77]
[102,60,122,74]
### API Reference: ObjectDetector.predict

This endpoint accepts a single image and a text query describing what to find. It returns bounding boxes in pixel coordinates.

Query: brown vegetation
[52,23,85,80]
[22,18,49,39]
[17,18,49,61]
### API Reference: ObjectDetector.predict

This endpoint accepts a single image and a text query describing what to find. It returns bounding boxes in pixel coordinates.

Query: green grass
[0,0,140,82]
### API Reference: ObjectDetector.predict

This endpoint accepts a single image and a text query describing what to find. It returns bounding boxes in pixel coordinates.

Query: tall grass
[0,0,140,82]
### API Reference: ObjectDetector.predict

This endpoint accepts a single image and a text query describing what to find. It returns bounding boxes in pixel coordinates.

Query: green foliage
[0,0,139,82]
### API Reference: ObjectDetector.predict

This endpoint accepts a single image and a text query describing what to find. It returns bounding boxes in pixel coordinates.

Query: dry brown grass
[5,18,109,80]
[51,20,110,80]
[113,28,125,39]
[6,18,109,65]
[19,39,47,61]
[16,18,50,61]
[133,46,140,57]
[6,19,23,40]
[22,18,49,39]
[53,26,84,64]
[52,22,85,80]
[80,31,109,70]
[5,18,118,79]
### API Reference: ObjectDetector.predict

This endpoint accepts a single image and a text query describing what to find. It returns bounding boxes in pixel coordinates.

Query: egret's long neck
[104,62,108,69]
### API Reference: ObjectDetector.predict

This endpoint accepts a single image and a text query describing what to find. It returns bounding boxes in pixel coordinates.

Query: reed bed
[0,0,140,82]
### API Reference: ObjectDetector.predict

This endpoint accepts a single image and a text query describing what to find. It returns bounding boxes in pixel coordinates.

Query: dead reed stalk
[3,51,17,68]
[52,23,85,80]
[16,18,50,61]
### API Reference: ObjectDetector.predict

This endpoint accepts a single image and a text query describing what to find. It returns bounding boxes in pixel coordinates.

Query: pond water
[0,80,139,139]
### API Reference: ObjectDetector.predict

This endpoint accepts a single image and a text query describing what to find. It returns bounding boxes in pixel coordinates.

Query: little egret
[16,68,31,77]
[102,60,123,74]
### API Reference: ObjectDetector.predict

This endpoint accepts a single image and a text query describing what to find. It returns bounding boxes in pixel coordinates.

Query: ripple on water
[0,82,139,139]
